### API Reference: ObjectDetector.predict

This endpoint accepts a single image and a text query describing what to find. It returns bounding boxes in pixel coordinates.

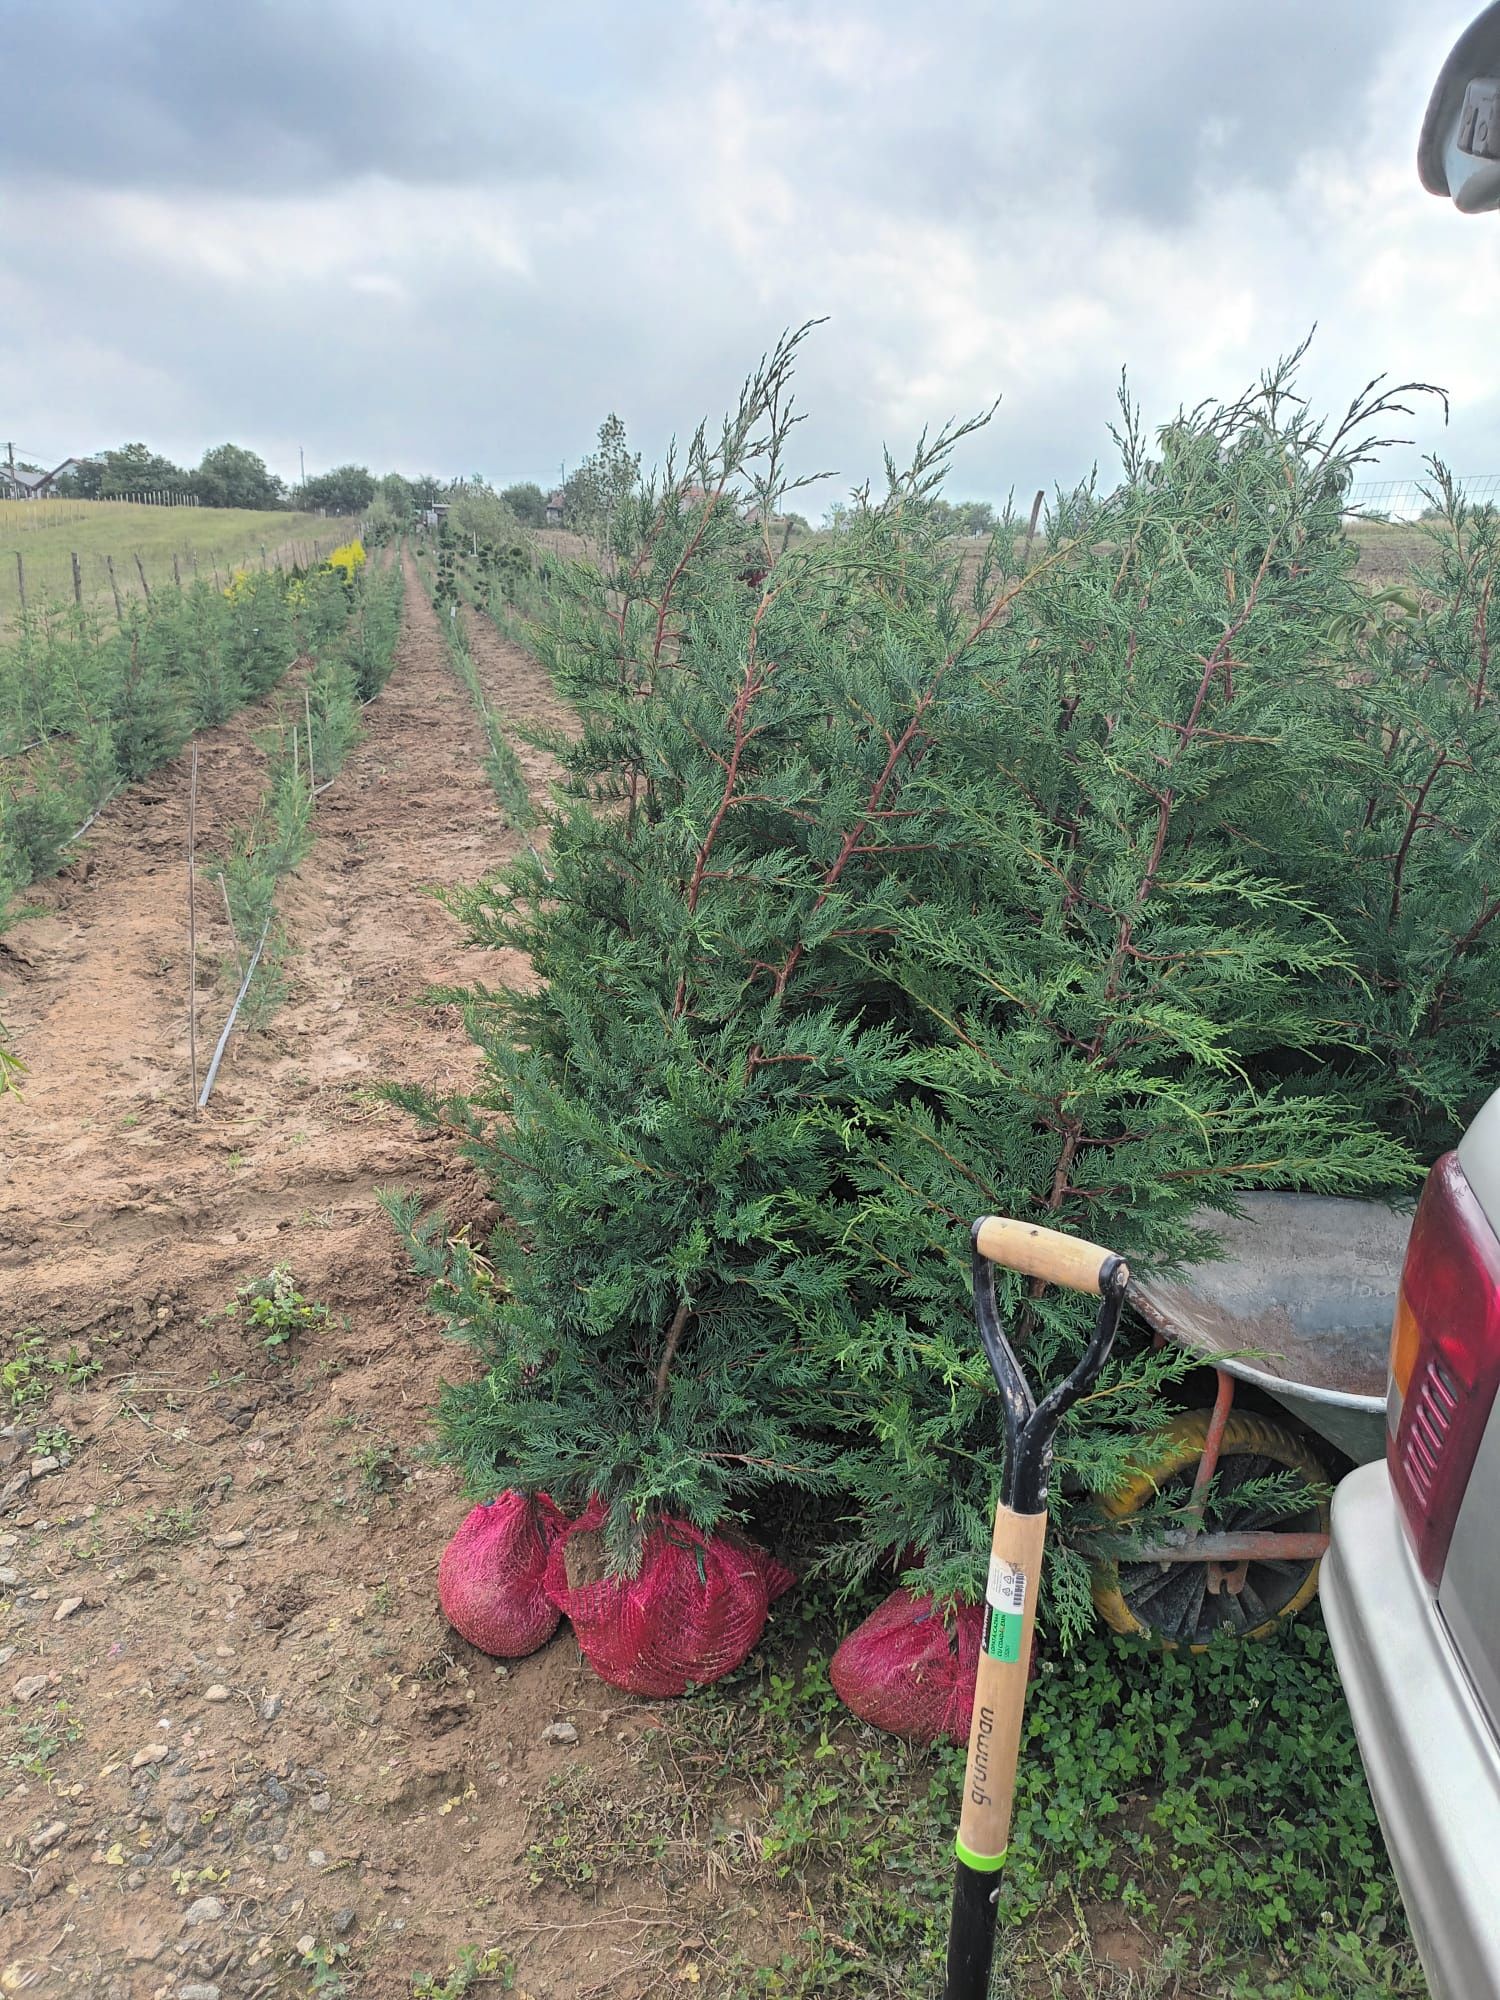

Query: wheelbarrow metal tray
[1130,1193,1410,1466]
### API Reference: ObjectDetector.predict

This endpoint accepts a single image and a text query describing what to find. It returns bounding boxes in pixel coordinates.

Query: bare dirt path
[0,554,681,1999]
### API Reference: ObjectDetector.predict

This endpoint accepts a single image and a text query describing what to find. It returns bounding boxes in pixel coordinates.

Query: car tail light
[1388,1151,1500,1585]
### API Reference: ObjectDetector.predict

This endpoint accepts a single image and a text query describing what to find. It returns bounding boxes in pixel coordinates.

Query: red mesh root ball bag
[830,1587,985,1745]
[545,1499,795,1697]
[439,1491,569,1658]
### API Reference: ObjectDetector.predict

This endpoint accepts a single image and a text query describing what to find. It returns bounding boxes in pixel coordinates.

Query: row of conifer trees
[0,561,357,921]
[393,336,1500,1633]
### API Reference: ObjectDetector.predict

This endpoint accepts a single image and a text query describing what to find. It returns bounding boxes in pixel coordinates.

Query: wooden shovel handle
[955,1503,1049,1871]
[974,1216,1126,1296]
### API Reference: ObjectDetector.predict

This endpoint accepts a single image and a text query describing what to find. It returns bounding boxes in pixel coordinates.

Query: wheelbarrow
[1080,1192,1410,1649]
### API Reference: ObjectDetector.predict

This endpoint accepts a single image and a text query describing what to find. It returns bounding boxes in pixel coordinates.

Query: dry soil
[0,558,730,1998]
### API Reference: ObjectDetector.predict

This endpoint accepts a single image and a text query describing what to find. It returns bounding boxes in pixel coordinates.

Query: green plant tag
[984,1557,1026,1662]
[983,1605,1024,1662]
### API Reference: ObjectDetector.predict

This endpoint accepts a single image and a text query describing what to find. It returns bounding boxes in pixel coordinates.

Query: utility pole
[5,442,13,478]
[299,445,306,493]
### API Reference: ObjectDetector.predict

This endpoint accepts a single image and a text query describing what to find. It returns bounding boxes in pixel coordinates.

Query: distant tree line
[52,444,406,515]
[823,494,999,537]
[52,448,556,528]
[50,411,999,541]
[56,442,288,508]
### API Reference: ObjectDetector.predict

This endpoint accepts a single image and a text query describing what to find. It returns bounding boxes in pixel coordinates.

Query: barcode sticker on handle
[984,1558,1026,1662]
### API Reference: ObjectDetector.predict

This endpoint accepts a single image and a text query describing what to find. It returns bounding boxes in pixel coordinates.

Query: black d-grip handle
[971,1217,1129,1515]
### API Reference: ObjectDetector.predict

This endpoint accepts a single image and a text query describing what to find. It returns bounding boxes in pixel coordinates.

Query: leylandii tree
[392,333,1432,1631]
[1287,464,1500,1159]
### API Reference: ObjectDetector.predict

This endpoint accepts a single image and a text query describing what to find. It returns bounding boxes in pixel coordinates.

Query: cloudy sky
[2,0,1496,514]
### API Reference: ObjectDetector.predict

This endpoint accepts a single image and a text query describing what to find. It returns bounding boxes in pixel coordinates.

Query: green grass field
[0,499,359,625]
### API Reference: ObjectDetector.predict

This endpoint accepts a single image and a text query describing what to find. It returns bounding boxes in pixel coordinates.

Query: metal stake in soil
[197,912,272,1111]
[187,745,200,1113]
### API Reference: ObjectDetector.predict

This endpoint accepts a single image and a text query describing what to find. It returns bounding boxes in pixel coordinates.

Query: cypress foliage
[1288,467,1500,1157]
[397,337,1469,1633]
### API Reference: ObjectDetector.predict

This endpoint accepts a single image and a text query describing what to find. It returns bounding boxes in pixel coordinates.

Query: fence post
[187,745,200,1113]
[14,550,24,615]
[134,551,151,602]
[105,554,124,622]
[173,552,182,588]
[71,550,83,605]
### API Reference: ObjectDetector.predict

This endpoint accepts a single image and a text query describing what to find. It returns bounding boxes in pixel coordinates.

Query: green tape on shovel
[983,1604,1023,1663]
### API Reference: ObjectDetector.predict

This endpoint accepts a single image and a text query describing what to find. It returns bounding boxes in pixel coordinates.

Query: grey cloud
[0,0,584,189]
[1001,0,1413,221]
[677,0,1414,230]
[0,0,1489,517]
[0,0,1420,222]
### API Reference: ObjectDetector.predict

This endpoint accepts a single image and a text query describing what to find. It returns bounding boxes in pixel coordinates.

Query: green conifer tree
[1289,465,1500,1158]
[394,338,1447,1630]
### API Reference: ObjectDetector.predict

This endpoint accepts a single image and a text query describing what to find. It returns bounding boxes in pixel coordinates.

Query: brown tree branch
[651,1298,693,1415]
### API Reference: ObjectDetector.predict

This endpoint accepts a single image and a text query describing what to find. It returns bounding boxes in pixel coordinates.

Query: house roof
[3,458,81,492]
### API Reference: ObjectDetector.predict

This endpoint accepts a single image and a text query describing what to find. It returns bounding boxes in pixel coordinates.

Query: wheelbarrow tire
[1090,1409,1329,1649]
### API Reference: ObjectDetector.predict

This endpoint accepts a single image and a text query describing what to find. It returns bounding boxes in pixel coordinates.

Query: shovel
[944,1216,1131,2000]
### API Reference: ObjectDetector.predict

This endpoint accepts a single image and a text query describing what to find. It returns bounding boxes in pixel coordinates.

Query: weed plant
[523,1606,1419,1999]
[222,1264,332,1356]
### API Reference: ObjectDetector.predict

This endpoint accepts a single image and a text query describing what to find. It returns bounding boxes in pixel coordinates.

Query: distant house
[544,488,565,528]
[1,457,82,500]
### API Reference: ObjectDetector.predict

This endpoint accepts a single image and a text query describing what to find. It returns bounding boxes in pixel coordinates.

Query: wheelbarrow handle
[974,1214,1129,1296]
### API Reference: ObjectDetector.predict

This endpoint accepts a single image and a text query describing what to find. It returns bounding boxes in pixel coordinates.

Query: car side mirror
[1419,3,1500,212]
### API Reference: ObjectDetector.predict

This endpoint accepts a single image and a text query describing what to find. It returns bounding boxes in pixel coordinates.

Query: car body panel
[1441,1390,1500,1741]
[1324,1459,1500,2000]
[1458,1087,1500,1232]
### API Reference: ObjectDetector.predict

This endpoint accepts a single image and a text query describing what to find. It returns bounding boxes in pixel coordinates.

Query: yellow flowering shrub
[326,539,367,582]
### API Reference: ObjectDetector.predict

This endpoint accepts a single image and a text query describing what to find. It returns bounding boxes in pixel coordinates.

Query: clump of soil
[563,1527,612,1591]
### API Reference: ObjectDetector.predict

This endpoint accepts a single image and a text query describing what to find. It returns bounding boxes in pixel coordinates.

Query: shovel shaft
[943,1223,1126,1999]
[957,1503,1048,1863]
[945,1502,1048,2000]
[946,1857,1001,1999]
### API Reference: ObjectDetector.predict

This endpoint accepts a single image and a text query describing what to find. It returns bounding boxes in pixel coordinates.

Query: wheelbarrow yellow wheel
[1090,1409,1330,1649]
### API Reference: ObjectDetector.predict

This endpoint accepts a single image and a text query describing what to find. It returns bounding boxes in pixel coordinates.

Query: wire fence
[1346,473,1500,520]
